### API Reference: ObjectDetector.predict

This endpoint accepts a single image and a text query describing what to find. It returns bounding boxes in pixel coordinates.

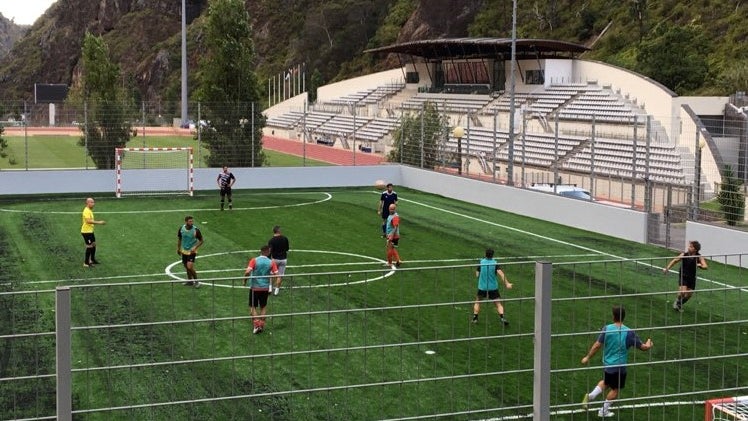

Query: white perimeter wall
[686,221,748,268]
[4,165,747,262]
[676,96,729,115]
[0,166,403,196]
[399,166,648,243]
[264,92,308,120]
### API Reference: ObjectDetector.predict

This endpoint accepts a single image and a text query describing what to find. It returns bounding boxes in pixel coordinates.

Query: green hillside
[0,0,745,102]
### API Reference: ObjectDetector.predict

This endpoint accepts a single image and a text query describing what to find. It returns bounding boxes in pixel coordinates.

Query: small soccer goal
[115,147,194,198]
[706,396,748,421]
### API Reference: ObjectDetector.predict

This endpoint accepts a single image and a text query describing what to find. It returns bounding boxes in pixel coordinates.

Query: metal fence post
[492,109,498,183]
[251,102,256,167]
[533,261,552,421]
[24,101,29,170]
[420,102,424,169]
[197,103,202,168]
[83,102,88,170]
[631,116,638,209]
[56,287,72,421]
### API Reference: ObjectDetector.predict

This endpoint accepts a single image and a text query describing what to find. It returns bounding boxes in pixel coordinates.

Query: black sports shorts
[477,289,500,300]
[249,289,270,308]
[181,253,197,265]
[603,368,627,390]
[81,233,96,246]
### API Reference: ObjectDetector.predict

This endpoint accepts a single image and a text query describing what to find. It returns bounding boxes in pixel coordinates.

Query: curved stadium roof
[364,37,589,60]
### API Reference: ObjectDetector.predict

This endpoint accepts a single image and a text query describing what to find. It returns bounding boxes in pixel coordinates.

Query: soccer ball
[374,180,387,190]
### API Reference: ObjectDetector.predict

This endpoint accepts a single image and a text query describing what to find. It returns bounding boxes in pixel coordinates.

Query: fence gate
[647,182,687,250]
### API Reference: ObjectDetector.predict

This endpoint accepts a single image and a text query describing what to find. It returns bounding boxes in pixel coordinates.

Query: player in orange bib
[385,203,402,268]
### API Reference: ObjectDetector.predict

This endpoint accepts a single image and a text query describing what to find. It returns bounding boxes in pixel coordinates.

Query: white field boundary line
[0,192,332,214]
[474,399,707,421]
[398,196,748,293]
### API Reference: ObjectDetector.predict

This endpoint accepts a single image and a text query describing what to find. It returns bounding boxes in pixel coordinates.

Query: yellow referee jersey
[81,207,94,233]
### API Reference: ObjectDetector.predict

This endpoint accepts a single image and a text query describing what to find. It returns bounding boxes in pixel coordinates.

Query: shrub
[717,165,746,226]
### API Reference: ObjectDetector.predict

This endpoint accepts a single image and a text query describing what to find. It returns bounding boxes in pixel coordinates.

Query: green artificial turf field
[0,188,745,420]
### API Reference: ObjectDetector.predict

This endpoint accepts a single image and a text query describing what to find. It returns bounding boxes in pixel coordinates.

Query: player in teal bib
[244,245,279,334]
[581,306,653,417]
[176,215,203,287]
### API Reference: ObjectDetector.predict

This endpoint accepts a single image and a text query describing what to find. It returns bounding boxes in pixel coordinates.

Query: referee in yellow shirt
[81,197,106,267]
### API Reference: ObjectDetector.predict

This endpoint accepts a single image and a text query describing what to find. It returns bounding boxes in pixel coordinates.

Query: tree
[195,0,265,167]
[73,33,132,169]
[308,69,323,103]
[717,60,748,94]
[0,124,7,159]
[717,165,745,226]
[636,24,709,94]
[629,0,648,44]
[388,101,449,169]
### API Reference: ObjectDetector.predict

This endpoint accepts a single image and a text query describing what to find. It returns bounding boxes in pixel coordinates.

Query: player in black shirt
[663,240,707,312]
[268,225,290,295]
[377,183,398,237]
[217,166,236,210]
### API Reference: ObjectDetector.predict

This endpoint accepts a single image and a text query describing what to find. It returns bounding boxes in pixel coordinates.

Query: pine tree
[73,33,133,169]
[717,165,746,226]
[388,101,449,169]
[195,0,265,167]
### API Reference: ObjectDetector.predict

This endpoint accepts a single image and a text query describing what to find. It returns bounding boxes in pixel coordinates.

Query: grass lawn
[0,188,745,420]
[0,135,328,169]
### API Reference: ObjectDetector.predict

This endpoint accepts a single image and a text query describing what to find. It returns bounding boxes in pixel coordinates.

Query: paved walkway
[263,136,385,166]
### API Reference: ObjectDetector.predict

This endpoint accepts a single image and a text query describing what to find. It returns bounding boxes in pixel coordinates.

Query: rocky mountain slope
[0,13,27,59]
[0,0,745,102]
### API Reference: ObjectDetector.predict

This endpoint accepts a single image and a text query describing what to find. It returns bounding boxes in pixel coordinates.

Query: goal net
[706,396,748,421]
[115,147,194,198]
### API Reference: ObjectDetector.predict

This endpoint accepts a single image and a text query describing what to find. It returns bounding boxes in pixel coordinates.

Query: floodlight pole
[181,0,188,126]
[506,0,518,186]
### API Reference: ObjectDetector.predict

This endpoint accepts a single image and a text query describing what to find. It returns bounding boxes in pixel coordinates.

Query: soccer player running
[217,166,236,210]
[81,197,106,267]
[176,215,203,288]
[385,203,402,268]
[268,225,290,296]
[244,245,279,334]
[663,240,707,312]
[472,248,512,326]
[377,183,397,238]
[581,305,653,418]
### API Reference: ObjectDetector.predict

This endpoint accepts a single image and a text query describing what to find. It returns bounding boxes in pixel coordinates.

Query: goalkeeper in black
[217,166,236,210]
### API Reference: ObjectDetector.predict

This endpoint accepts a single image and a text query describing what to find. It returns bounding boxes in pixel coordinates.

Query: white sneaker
[273,287,280,296]
[252,326,260,334]
[598,409,615,417]
[193,281,200,288]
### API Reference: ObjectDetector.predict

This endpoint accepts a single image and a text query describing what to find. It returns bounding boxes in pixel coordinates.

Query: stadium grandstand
[264,37,730,208]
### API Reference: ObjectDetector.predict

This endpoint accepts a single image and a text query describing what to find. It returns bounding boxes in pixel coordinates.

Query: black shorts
[249,289,270,308]
[477,289,500,300]
[679,276,696,290]
[81,233,96,245]
[181,253,197,265]
[220,187,232,197]
[603,368,627,390]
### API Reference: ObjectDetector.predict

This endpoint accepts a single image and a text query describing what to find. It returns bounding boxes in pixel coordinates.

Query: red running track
[263,136,385,166]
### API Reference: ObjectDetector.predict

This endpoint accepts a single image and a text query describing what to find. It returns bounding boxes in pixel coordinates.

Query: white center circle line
[164,249,397,289]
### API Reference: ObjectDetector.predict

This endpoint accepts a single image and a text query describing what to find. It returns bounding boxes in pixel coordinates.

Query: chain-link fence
[0,97,746,233]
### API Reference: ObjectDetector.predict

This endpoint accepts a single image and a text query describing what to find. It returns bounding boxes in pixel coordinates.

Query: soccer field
[0,188,746,420]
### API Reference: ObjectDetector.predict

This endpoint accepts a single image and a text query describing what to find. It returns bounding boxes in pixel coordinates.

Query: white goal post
[115,147,194,198]
[706,396,748,421]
